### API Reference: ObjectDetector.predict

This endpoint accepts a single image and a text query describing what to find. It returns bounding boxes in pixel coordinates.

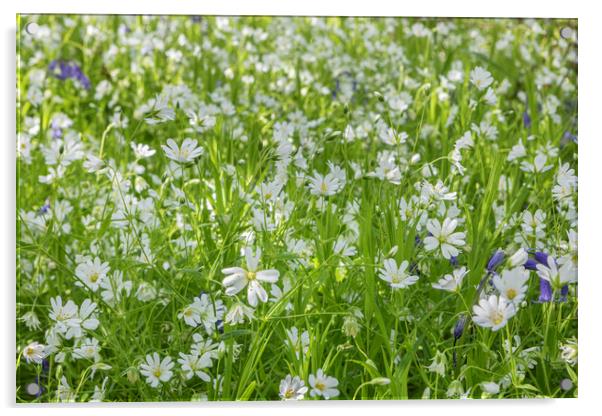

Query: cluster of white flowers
[17,15,577,402]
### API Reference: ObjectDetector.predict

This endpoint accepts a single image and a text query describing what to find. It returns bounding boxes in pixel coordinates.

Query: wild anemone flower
[423,218,466,259]
[472,295,516,331]
[161,138,204,164]
[139,353,174,388]
[279,375,308,400]
[378,258,419,289]
[222,247,280,307]
[309,369,339,399]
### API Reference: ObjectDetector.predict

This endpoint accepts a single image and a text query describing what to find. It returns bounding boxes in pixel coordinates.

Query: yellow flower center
[247,271,256,281]
[25,347,34,356]
[316,381,326,391]
[506,288,517,300]
[153,369,162,378]
[320,182,328,193]
[284,388,294,398]
[492,312,504,326]
[184,308,193,317]
[89,273,99,283]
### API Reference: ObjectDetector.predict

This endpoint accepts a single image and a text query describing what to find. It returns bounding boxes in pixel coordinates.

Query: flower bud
[508,248,528,268]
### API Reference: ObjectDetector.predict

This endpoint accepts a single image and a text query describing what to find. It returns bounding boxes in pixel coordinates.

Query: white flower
[536,257,577,290]
[493,267,530,305]
[472,295,516,331]
[279,375,308,400]
[222,247,280,307]
[178,294,225,333]
[309,369,339,399]
[423,218,466,259]
[64,299,100,340]
[285,327,310,358]
[130,142,156,159]
[75,257,110,292]
[378,259,419,289]
[481,381,500,395]
[178,352,212,381]
[225,302,255,325]
[99,270,132,305]
[432,267,468,292]
[368,154,402,184]
[139,353,174,388]
[308,172,343,197]
[508,248,528,268]
[72,337,101,361]
[520,153,553,173]
[426,350,447,376]
[49,296,79,334]
[507,139,526,162]
[559,338,578,366]
[144,94,175,125]
[22,341,46,364]
[470,66,493,90]
[161,138,204,163]
[21,311,41,330]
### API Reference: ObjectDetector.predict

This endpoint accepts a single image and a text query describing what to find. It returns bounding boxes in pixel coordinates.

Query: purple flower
[538,278,553,302]
[563,131,578,145]
[523,111,532,129]
[453,315,467,340]
[486,250,504,272]
[559,284,569,302]
[524,258,538,271]
[449,255,459,267]
[36,200,51,217]
[534,251,550,265]
[48,60,91,90]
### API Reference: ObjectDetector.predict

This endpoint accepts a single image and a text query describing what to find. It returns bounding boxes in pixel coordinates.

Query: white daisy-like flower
[378,258,419,289]
[22,341,46,364]
[493,267,530,305]
[72,337,101,362]
[75,257,110,292]
[309,368,339,399]
[130,142,156,159]
[432,266,468,292]
[536,256,577,290]
[177,352,212,382]
[161,138,204,164]
[178,294,225,333]
[472,295,516,331]
[139,352,174,388]
[470,66,493,90]
[423,218,466,259]
[225,302,255,325]
[279,375,308,400]
[308,172,343,197]
[222,247,280,307]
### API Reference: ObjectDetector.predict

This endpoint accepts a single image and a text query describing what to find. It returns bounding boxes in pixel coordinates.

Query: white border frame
[3,1,599,415]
